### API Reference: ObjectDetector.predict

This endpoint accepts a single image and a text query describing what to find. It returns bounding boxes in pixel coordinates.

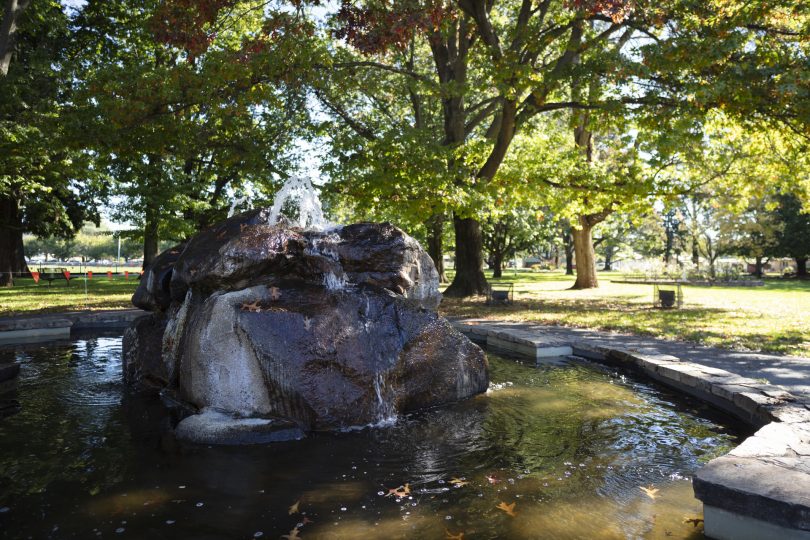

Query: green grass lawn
[440,270,810,357]
[2,267,808,356]
[0,276,139,317]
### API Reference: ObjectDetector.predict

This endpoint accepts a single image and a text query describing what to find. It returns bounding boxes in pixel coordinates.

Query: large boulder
[125,211,488,442]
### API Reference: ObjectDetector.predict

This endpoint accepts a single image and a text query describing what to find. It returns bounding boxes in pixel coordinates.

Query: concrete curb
[451,319,810,540]
[0,309,146,345]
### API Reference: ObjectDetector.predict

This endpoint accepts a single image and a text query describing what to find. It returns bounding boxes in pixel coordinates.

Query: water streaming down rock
[125,178,488,444]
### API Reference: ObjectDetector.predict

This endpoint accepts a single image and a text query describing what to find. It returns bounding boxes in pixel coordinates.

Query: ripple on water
[0,337,744,540]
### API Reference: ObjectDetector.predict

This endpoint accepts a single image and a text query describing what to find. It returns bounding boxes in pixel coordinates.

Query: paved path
[452,318,810,398]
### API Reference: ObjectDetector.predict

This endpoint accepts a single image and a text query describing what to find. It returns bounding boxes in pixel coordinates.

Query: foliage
[481,206,551,277]
[72,0,323,260]
[24,224,147,262]
[0,0,107,284]
[773,193,810,272]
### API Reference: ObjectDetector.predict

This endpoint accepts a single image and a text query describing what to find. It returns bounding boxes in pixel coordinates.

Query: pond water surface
[0,334,746,539]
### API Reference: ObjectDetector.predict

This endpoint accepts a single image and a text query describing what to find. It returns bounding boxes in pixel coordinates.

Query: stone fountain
[123,179,488,444]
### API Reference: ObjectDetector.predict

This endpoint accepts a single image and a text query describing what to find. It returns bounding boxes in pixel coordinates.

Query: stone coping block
[694,455,810,532]
[451,318,810,537]
[0,309,147,345]
[0,316,73,332]
[451,320,572,359]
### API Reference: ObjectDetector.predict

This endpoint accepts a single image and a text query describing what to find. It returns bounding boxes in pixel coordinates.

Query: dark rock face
[125,210,488,442]
[122,314,168,385]
[0,362,20,384]
[132,243,185,311]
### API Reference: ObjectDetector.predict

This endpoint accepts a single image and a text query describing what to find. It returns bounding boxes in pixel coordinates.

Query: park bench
[486,282,514,305]
[38,268,71,287]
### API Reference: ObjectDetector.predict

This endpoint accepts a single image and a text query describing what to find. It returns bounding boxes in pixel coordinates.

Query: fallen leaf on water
[288,500,300,515]
[683,517,704,528]
[281,526,301,539]
[445,529,465,539]
[639,485,659,500]
[486,474,500,485]
[385,483,411,498]
[450,478,468,487]
[241,300,262,313]
[496,501,517,517]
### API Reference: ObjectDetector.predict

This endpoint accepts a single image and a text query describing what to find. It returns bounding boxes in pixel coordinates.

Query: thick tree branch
[313,90,377,141]
[464,98,500,135]
[457,0,503,59]
[0,0,31,76]
[331,61,434,85]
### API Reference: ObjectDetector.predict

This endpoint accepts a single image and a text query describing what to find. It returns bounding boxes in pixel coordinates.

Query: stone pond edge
[451,319,810,540]
[0,309,145,345]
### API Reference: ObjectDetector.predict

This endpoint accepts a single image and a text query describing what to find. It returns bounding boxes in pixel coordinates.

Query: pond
[0,334,746,539]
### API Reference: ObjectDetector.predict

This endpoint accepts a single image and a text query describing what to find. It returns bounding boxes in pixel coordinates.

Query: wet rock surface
[125,210,488,441]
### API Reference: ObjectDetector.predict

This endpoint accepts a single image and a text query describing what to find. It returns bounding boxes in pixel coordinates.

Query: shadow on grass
[440,296,807,356]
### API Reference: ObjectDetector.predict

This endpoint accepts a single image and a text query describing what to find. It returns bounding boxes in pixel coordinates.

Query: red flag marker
[87,271,93,280]
[31,271,40,283]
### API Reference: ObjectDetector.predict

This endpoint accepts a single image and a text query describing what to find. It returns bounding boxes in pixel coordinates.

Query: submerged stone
[174,409,305,445]
[125,211,488,442]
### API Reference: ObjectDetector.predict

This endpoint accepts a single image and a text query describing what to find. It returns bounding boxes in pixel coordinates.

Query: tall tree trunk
[603,245,613,271]
[143,206,159,270]
[571,219,598,289]
[430,18,490,298]
[0,0,30,76]
[564,231,574,275]
[426,213,447,283]
[0,193,29,286]
[754,256,763,278]
[569,66,608,289]
[492,251,503,279]
[664,230,674,265]
[445,214,487,297]
[797,257,808,278]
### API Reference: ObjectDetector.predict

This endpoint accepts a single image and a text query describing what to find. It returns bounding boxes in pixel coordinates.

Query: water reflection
[0,336,744,539]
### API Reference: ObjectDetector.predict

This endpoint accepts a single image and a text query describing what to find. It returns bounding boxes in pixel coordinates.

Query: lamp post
[116,233,121,276]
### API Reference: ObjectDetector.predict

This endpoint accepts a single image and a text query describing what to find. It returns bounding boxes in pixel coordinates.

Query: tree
[715,196,779,277]
[0,0,30,76]
[593,213,636,271]
[482,207,548,278]
[74,0,319,266]
[320,0,809,296]
[0,0,104,285]
[148,0,809,295]
[660,208,687,265]
[774,193,810,277]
